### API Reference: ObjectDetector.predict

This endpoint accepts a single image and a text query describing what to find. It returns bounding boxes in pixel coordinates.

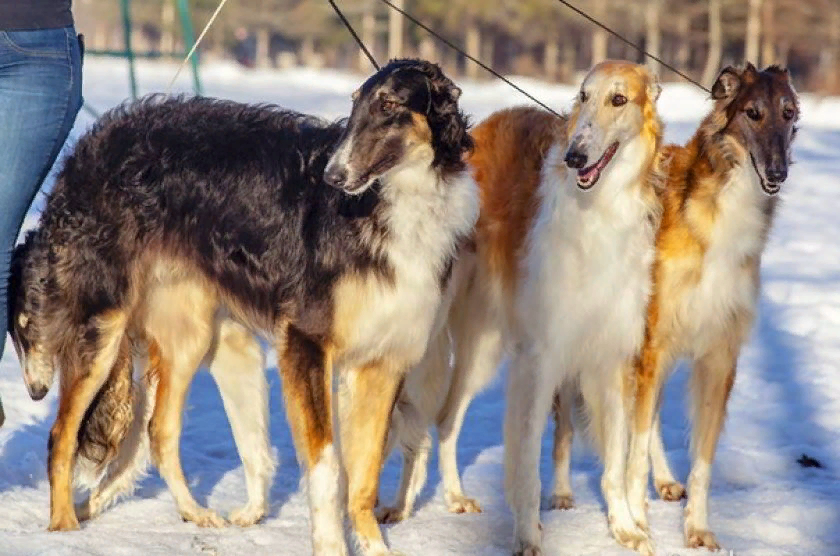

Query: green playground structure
[83,0,204,117]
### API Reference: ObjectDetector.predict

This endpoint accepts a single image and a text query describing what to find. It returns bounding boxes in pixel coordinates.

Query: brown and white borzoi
[379,61,664,555]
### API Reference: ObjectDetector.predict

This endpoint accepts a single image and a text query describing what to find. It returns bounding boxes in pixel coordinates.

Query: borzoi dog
[619,63,799,550]
[26,59,477,556]
[378,60,663,554]
[10,224,275,527]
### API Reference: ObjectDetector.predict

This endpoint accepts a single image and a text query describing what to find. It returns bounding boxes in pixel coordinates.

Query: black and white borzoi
[18,59,477,556]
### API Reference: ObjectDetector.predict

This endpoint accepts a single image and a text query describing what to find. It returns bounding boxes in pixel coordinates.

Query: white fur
[505,133,657,555]
[336,155,479,371]
[308,443,348,556]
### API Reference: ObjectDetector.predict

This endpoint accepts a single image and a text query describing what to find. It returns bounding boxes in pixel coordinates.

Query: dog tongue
[578,163,601,183]
[577,143,618,185]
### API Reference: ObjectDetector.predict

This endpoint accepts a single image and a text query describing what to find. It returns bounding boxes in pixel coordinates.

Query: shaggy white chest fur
[516,140,657,379]
[335,163,479,370]
[677,164,770,355]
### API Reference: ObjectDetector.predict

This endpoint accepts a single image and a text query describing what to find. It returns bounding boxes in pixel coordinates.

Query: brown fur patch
[468,106,566,295]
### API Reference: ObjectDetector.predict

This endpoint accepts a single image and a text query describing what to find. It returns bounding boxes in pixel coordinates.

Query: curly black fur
[379,58,474,173]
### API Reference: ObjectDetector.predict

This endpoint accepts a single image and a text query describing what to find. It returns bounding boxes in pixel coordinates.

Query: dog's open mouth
[576,142,619,190]
[751,154,781,196]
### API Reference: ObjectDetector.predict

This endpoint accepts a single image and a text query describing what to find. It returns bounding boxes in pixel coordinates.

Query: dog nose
[765,167,787,184]
[324,165,348,188]
[564,149,588,169]
[29,383,48,401]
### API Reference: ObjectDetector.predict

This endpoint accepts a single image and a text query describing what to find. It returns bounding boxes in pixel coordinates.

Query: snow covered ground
[1,57,840,555]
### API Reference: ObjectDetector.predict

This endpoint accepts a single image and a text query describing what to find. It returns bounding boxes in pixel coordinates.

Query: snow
[2,57,840,555]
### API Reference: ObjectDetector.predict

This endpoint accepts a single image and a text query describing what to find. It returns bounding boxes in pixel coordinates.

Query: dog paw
[513,541,542,556]
[612,523,654,556]
[656,480,686,501]
[446,495,482,514]
[74,500,94,523]
[48,512,80,532]
[229,503,267,527]
[181,507,228,528]
[376,505,408,524]
[548,494,575,510]
[685,527,721,550]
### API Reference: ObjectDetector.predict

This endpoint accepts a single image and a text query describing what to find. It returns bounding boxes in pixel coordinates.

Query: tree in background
[71,0,839,93]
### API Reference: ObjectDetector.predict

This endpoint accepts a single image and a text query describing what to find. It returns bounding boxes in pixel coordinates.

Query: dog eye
[611,94,627,107]
[746,107,762,121]
[782,107,796,121]
[579,91,588,103]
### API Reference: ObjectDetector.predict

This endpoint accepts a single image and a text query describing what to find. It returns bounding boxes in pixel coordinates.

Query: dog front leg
[340,361,404,556]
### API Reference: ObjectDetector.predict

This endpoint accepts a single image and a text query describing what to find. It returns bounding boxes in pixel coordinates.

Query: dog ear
[711,66,741,101]
[425,65,473,170]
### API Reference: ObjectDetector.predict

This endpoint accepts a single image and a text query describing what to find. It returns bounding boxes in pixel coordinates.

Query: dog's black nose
[766,167,787,184]
[564,150,588,169]
[324,165,348,188]
[29,384,48,401]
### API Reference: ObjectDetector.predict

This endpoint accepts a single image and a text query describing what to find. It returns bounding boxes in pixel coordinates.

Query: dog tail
[74,336,138,485]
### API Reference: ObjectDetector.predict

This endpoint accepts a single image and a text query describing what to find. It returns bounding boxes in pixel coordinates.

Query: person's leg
[0,27,83,364]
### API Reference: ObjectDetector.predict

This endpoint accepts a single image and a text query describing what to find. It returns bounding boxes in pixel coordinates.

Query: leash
[329,0,379,71]
[167,0,230,94]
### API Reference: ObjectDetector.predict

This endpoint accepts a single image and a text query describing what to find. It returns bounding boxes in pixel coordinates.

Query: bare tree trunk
[419,36,436,62]
[761,0,775,66]
[360,0,376,71]
[94,23,108,51]
[701,0,722,88]
[161,0,175,55]
[300,35,316,67]
[676,12,691,73]
[591,0,608,65]
[645,0,662,75]
[481,31,494,71]
[562,38,576,81]
[466,17,481,79]
[545,38,559,81]
[256,27,270,68]
[745,0,762,63]
[777,39,790,67]
[823,6,840,92]
[388,0,403,59]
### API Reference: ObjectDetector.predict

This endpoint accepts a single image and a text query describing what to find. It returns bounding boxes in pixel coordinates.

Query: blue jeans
[0,26,83,422]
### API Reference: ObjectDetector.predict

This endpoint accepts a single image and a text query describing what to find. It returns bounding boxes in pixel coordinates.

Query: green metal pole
[176,0,203,95]
[119,0,138,99]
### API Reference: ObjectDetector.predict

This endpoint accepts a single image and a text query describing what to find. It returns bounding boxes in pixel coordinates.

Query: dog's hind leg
[48,310,129,531]
[377,326,451,524]
[376,397,433,524]
[280,325,347,556]
[548,385,575,510]
[683,343,738,551]
[436,283,503,515]
[206,318,275,526]
[340,361,405,556]
[650,405,685,501]
[147,288,225,527]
